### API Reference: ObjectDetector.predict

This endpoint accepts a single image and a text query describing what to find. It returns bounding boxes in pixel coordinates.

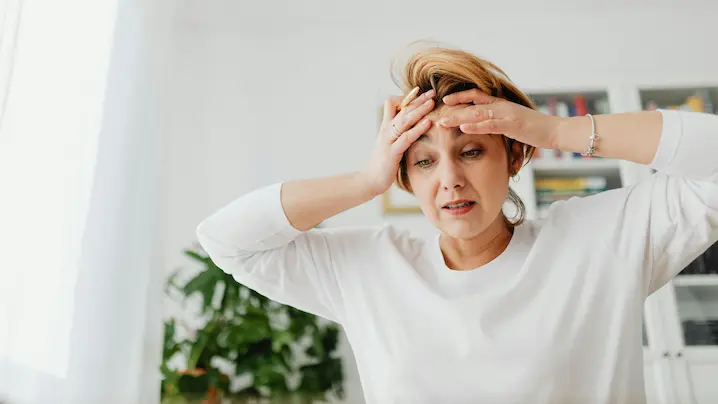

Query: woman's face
[405,105,515,239]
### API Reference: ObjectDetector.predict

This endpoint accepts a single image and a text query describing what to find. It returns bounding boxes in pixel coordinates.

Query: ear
[508,141,525,175]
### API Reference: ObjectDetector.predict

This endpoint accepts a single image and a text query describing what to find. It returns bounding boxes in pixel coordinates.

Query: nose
[439,159,465,191]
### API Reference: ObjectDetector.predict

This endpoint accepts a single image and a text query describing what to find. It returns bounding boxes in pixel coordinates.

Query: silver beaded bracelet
[581,113,599,157]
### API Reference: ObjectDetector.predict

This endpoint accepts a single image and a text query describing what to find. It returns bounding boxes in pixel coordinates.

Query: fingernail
[426,89,436,97]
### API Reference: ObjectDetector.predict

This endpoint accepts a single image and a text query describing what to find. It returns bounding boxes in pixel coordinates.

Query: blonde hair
[391,43,537,226]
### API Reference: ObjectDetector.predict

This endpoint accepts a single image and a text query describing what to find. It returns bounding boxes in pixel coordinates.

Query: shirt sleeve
[549,110,718,297]
[642,110,718,293]
[195,182,377,324]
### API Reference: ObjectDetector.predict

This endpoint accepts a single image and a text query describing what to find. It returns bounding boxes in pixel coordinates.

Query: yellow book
[686,96,704,113]
[535,177,607,190]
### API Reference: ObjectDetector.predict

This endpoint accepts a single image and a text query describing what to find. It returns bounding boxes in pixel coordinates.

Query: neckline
[432,222,527,275]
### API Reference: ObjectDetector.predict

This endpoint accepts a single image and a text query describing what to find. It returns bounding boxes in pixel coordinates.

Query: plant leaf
[187,330,210,370]
[321,326,339,354]
[183,249,211,263]
[182,268,221,313]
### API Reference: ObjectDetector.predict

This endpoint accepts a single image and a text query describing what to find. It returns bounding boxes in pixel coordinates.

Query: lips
[442,200,476,209]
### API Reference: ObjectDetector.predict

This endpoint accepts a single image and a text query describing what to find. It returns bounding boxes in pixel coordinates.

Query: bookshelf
[531,157,619,174]
[639,85,718,404]
[523,89,625,219]
[515,83,718,404]
[640,86,717,114]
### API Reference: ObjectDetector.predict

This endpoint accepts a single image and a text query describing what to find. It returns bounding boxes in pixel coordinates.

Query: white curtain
[0,0,173,403]
[0,1,22,128]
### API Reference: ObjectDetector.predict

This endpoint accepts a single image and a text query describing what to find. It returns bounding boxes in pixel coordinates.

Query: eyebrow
[416,130,464,143]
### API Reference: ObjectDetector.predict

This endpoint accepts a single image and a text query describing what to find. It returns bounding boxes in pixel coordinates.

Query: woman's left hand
[437,89,564,150]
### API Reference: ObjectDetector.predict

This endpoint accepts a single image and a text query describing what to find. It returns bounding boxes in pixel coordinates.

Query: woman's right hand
[360,87,436,196]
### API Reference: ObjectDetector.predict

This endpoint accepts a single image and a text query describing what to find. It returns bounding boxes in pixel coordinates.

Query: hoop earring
[512,172,520,183]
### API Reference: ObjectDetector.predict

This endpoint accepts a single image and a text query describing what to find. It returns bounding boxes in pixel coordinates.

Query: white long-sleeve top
[196,110,718,404]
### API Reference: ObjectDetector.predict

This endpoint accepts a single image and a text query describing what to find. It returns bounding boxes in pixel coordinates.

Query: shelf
[525,90,611,117]
[683,346,718,356]
[530,158,620,177]
[674,275,718,288]
[639,86,717,114]
[527,90,608,102]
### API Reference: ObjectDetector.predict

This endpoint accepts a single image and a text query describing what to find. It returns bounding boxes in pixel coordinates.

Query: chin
[436,216,487,239]
[441,226,483,240]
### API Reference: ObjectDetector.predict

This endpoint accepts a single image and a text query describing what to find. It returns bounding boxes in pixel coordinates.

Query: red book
[574,95,588,116]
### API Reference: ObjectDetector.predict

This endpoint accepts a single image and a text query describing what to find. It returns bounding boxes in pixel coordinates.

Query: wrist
[353,171,382,201]
[554,115,592,153]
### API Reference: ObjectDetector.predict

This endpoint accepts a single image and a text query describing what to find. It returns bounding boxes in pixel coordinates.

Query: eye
[462,149,483,158]
[414,159,432,168]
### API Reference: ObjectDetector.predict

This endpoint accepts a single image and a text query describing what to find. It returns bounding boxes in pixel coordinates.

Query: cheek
[406,170,439,206]
[469,168,511,206]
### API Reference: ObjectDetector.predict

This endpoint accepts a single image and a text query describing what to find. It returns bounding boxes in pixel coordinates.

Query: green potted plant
[161,245,344,404]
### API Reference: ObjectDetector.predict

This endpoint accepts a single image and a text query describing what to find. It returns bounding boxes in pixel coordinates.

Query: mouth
[441,200,476,210]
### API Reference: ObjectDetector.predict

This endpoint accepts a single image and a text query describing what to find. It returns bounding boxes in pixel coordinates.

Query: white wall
[162,2,718,402]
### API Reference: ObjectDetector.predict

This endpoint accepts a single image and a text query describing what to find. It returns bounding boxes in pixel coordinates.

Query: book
[535,176,607,191]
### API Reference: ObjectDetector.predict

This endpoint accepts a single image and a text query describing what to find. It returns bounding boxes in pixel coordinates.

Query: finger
[397,86,421,111]
[383,96,404,122]
[442,88,495,106]
[391,118,432,154]
[438,105,496,127]
[396,89,435,128]
[459,119,518,136]
[402,88,436,112]
[395,97,435,133]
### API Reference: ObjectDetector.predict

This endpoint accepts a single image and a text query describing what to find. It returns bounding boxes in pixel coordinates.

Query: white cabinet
[517,83,718,404]
[660,276,718,404]
[638,275,718,404]
[643,287,677,404]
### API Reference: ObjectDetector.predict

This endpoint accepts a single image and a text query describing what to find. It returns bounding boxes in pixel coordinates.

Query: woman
[196,45,718,403]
